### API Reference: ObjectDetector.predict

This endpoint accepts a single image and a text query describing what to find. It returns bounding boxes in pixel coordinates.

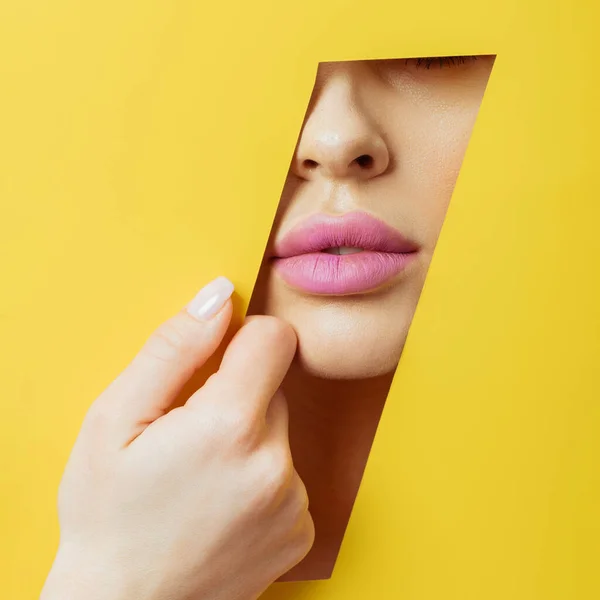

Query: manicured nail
[187,277,234,320]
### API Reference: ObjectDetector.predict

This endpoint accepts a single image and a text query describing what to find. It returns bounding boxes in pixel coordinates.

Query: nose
[291,70,390,181]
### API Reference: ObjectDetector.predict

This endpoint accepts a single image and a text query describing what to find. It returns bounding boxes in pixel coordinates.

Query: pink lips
[271,212,419,295]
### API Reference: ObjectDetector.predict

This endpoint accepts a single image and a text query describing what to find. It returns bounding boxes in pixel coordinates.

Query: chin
[249,274,414,381]
[290,317,407,381]
[296,350,401,380]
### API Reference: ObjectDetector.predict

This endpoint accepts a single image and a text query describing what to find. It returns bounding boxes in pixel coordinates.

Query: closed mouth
[271,212,419,295]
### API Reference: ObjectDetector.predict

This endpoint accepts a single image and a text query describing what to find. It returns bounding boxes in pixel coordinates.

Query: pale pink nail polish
[186,277,234,320]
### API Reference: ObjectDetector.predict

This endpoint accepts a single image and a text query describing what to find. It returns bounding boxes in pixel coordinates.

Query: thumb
[89,277,235,446]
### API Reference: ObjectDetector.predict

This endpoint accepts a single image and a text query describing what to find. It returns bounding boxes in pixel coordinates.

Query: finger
[276,486,315,580]
[89,277,235,445]
[264,388,290,444]
[197,316,297,419]
[289,470,310,517]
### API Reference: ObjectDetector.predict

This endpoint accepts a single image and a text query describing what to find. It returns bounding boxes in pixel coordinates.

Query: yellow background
[1,1,599,598]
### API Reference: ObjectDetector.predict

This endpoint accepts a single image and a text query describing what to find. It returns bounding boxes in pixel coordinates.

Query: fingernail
[187,277,235,321]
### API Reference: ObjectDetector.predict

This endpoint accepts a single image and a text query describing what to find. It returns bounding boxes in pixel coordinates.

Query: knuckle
[198,379,261,448]
[297,513,316,553]
[283,514,315,570]
[207,402,259,448]
[74,402,117,464]
[253,447,294,503]
[144,318,195,364]
[292,477,310,516]
[268,447,295,485]
[83,398,112,435]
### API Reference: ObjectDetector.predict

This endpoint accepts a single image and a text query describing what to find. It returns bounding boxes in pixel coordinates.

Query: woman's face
[249,57,494,380]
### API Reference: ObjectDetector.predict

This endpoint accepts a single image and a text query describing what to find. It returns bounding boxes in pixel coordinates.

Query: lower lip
[272,250,417,295]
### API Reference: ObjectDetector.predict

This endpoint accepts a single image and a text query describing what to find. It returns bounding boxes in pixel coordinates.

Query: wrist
[41,543,134,600]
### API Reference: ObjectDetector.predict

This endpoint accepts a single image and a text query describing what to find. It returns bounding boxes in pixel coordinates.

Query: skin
[249,56,495,579]
[250,56,495,380]
[41,287,314,600]
[42,56,495,597]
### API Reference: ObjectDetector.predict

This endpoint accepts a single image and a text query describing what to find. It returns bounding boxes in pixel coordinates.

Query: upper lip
[272,211,419,258]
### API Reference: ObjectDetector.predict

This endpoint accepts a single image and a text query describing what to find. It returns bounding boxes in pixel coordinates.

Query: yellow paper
[1,1,599,599]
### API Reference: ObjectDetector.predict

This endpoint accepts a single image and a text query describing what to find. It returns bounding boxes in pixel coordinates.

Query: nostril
[354,154,374,169]
[303,159,319,170]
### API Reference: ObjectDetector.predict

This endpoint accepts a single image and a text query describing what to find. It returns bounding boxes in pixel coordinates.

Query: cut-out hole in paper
[247,54,495,581]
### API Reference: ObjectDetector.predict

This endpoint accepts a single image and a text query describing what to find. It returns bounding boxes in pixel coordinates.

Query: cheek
[398,112,478,240]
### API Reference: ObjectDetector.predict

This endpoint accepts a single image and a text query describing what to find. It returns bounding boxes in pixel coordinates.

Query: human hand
[41,277,314,600]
